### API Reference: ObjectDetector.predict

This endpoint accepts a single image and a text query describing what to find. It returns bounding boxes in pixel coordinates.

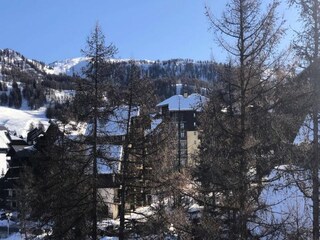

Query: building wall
[166,110,201,168]
[0,130,10,178]
[6,188,17,209]
[157,95,205,168]
[98,188,119,219]
[0,153,8,177]
[187,131,200,166]
[170,111,198,131]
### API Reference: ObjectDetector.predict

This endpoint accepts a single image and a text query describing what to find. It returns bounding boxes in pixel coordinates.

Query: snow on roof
[156,93,207,112]
[10,135,24,141]
[294,115,314,145]
[85,105,140,137]
[188,203,204,213]
[144,115,162,136]
[150,117,162,131]
[97,144,123,174]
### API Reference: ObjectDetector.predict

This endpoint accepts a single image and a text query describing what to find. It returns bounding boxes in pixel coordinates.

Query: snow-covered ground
[1,233,22,240]
[294,115,313,144]
[0,106,49,138]
[46,89,75,104]
[254,165,313,238]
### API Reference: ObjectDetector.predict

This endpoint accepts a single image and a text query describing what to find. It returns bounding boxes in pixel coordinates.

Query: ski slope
[0,106,49,138]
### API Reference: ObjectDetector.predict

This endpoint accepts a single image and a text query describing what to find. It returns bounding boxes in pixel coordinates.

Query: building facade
[157,93,207,168]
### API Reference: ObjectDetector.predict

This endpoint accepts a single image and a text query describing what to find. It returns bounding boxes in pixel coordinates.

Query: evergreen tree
[26,123,92,239]
[8,81,22,108]
[113,62,157,239]
[79,22,117,240]
[112,62,181,239]
[0,92,8,105]
[288,0,320,238]
[194,0,288,238]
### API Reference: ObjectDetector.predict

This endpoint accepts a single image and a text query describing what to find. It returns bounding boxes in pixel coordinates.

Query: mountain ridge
[0,48,221,82]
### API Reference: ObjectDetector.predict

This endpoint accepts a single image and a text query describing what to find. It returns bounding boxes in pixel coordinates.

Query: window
[181,140,187,148]
[181,131,185,138]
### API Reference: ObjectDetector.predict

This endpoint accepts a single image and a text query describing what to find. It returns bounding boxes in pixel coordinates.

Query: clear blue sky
[0,0,298,64]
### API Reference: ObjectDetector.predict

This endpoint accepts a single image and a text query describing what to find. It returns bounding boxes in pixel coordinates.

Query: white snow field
[253,165,313,239]
[0,106,49,138]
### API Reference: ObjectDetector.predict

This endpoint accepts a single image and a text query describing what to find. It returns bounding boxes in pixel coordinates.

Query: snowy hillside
[0,106,49,138]
[0,48,219,89]
[48,57,220,81]
[0,49,49,80]
[47,57,156,76]
[47,57,88,75]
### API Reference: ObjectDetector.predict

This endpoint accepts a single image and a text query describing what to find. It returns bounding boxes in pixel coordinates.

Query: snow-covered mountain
[47,57,87,75]
[0,48,221,82]
[48,58,156,76]
[0,49,51,81]
[48,57,220,81]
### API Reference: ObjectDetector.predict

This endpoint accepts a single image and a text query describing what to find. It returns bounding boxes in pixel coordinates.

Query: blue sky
[0,0,298,64]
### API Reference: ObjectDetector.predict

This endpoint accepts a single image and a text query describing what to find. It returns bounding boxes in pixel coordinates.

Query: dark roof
[27,128,44,142]
[0,178,14,189]
[0,126,8,131]
[11,147,35,159]
[10,139,28,145]
[12,145,29,153]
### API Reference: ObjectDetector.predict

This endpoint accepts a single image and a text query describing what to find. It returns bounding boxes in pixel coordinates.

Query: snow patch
[0,106,49,138]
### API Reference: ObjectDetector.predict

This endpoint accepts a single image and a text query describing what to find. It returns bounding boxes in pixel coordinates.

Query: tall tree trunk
[312,101,319,240]
[239,1,248,238]
[81,24,117,239]
[92,52,99,240]
[119,89,133,240]
[312,1,319,238]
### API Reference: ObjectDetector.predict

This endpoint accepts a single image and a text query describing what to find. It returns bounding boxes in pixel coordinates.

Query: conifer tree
[80,23,117,240]
[114,62,156,239]
[21,123,92,239]
[194,0,288,238]
[288,0,320,238]
[114,62,181,239]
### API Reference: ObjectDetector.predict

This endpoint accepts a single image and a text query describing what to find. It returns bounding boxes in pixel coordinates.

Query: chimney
[183,91,188,98]
[183,84,188,98]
